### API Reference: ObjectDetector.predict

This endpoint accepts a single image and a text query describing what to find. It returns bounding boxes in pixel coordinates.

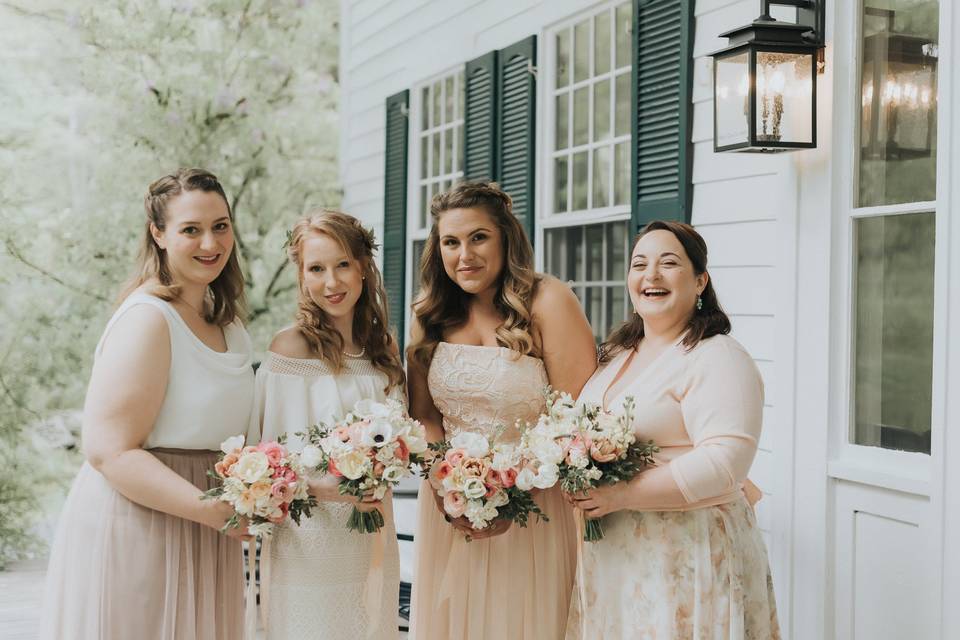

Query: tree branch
[3,239,108,302]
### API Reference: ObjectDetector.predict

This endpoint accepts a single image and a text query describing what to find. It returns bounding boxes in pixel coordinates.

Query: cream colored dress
[565,334,780,639]
[40,292,254,640]
[248,351,401,640]
[410,343,578,640]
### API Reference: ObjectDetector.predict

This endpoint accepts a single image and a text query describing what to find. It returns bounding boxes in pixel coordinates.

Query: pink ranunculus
[257,442,285,466]
[281,468,297,483]
[499,467,517,488]
[443,491,466,518]
[590,439,619,463]
[328,458,343,477]
[445,449,465,466]
[484,468,504,489]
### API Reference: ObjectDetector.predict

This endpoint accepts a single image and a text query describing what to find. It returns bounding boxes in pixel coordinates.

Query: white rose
[533,463,559,489]
[515,467,536,492]
[404,421,429,454]
[373,484,389,501]
[465,500,499,529]
[247,522,275,538]
[488,489,509,508]
[463,477,487,500]
[490,445,520,471]
[529,436,564,465]
[360,418,396,448]
[382,465,408,483]
[353,398,392,418]
[220,434,245,454]
[232,451,270,484]
[298,444,323,470]
[449,431,489,458]
[335,450,371,480]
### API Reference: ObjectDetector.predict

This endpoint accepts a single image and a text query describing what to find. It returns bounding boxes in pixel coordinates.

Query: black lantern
[711,1,826,153]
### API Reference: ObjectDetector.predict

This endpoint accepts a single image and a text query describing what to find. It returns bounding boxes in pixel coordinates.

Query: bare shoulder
[532,274,582,317]
[268,326,313,359]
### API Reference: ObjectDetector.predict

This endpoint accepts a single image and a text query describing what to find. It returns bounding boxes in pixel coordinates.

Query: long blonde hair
[118,168,246,326]
[287,209,405,391]
[408,181,540,371]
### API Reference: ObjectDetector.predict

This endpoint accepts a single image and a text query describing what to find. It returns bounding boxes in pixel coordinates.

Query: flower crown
[281,222,380,255]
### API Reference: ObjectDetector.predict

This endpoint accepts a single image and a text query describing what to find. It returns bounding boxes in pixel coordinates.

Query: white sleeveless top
[96,292,255,450]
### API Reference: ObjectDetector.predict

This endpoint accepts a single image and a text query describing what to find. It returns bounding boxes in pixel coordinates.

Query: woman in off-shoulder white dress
[248,210,405,640]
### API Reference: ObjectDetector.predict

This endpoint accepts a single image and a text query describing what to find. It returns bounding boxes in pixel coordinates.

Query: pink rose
[271,480,293,502]
[488,467,517,488]
[445,449,465,466]
[281,468,297,483]
[429,461,453,491]
[590,439,619,463]
[566,435,591,465]
[443,491,466,518]
[395,439,409,463]
[257,442,285,466]
[328,458,343,477]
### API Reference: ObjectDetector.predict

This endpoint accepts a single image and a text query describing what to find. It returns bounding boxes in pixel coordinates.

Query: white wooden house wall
[338,1,960,638]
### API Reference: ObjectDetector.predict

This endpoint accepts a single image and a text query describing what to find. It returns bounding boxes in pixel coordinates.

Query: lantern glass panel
[714,50,750,148]
[857,0,939,207]
[754,50,814,145]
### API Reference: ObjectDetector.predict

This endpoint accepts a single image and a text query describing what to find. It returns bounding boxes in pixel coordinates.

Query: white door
[825,1,946,638]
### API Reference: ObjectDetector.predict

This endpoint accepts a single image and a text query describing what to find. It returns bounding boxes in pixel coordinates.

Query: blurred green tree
[0,0,340,567]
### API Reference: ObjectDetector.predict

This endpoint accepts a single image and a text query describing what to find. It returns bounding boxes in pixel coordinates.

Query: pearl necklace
[344,346,366,358]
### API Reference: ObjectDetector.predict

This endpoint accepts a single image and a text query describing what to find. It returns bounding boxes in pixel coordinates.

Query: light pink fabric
[410,343,577,640]
[593,334,763,509]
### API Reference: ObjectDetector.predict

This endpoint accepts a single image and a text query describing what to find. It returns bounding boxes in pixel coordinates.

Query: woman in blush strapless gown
[407,181,598,640]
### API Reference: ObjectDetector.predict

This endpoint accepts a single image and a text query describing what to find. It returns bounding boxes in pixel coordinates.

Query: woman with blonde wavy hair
[408,181,598,640]
[247,209,404,640]
[41,168,255,639]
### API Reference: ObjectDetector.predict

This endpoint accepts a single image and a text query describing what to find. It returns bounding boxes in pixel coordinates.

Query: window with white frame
[408,70,465,305]
[850,0,939,454]
[543,2,633,341]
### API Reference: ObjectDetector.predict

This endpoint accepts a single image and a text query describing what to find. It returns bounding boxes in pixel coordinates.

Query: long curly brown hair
[287,209,405,391]
[599,220,730,363]
[408,181,540,371]
[119,168,246,325]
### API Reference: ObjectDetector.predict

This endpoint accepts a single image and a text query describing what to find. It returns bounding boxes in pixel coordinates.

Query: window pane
[574,20,590,83]
[411,240,426,299]
[444,76,455,123]
[432,80,442,128]
[555,157,569,213]
[555,93,569,150]
[606,220,627,279]
[853,212,934,454]
[606,285,627,330]
[419,185,428,229]
[615,72,631,137]
[615,2,632,69]
[858,0,939,206]
[545,226,583,281]
[593,146,610,208]
[420,135,429,181]
[584,286,604,341]
[586,224,604,281]
[572,151,588,211]
[755,51,814,144]
[556,29,570,89]
[444,128,454,174]
[421,86,430,130]
[594,11,611,76]
[457,71,465,119]
[432,133,441,177]
[614,141,630,205]
[573,86,589,146]
[594,79,611,142]
[454,124,462,172]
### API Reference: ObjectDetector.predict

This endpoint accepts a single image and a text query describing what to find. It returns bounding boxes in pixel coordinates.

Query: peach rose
[590,439,619,463]
[461,457,488,478]
[443,491,467,518]
[271,480,293,502]
[257,442,285,466]
[250,481,272,500]
[328,458,343,477]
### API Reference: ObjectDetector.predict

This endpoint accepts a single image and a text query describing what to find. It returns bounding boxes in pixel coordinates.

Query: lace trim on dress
[264,351,382,378]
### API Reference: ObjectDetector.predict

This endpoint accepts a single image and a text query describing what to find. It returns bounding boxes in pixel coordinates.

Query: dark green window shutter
[631,0,695,231]
[464,51,498,182]
[496,35,537,244]
[383,90,409,347]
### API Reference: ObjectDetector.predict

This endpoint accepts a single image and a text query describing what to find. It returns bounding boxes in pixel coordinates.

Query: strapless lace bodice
[427,342,548,442]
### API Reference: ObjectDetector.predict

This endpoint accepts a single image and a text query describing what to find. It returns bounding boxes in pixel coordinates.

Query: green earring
[696,296,703,311]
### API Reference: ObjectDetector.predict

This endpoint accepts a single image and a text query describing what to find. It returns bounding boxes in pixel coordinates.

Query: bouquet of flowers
[201,435,317,537]
[521,390,658,541]
[298,398,429,533]
[426,429,549,534]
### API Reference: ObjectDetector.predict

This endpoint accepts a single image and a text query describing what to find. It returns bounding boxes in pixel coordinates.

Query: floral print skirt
[566,495,780,640]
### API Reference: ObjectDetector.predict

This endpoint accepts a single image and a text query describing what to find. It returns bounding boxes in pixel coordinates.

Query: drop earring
[696,296,703,311]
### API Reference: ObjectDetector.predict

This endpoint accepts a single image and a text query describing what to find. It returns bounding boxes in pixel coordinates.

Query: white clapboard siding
[707,266,777,315]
